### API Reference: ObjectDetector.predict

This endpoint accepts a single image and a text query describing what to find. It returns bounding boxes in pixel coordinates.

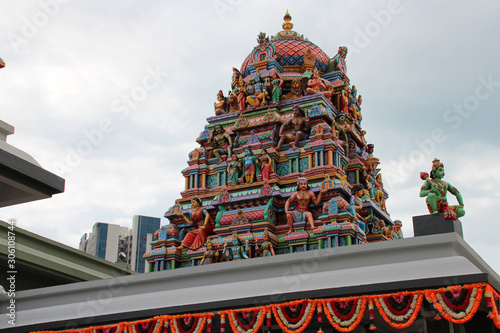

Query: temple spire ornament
[282,10,293,31]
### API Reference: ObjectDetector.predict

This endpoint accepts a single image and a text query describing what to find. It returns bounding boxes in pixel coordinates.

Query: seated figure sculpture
[420,158,465,219]
[306,68,331,98]
[246,74,268,108]
[277,105,310,150]
[285,177,326,234]
[208,124,232,162]
[214,90,226,115]
[176,197,214,250]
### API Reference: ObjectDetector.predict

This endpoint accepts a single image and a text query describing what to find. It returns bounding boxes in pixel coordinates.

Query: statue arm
[200,209,210,229]
[319,79,327,90]
[448,184,464,206]
[200,252,207,265]
[313,189,326,206]
[224,133,233,148]
[279,119,291,135]
[419,182,432,197]
[304,117,311,132]
[180,213,194,226]
[285,193,297,212]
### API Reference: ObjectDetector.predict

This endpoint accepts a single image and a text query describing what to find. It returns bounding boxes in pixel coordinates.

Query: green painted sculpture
[420,158,465,219]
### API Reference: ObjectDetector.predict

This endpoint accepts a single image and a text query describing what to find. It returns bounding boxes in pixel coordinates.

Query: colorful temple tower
[145,12,397,271]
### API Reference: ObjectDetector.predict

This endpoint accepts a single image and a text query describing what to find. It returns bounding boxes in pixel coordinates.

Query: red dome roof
[241,31,330,75]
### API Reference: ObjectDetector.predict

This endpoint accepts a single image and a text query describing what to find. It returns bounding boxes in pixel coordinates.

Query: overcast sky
[1,1,500,272]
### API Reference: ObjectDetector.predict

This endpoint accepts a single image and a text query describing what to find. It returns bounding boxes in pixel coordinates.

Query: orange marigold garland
[271,299,316,333]
[219,306,268,333]
[321,297,367,332]
[170,313,212,333]
[425,283,483,324]
[485,284,500,329]
[220,313,226,333]
[127,317,164,333]
[316,303,323,333]
[373,292,423,329]
[368,299,376,331]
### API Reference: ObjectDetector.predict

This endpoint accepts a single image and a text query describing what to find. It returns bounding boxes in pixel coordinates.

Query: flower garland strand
[486,284,500,329]
[373,292,423,329]
[321,297,367,332]
[425,283,483,324]
[219,306,269,333]
[170,313,211,333]
[31,283,500,333]
[368,299,376,331]
[127,316,164,333]
[316,303,323,333]
[271,299,316,333]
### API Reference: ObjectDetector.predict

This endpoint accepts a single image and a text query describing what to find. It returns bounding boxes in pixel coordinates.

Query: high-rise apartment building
[79,215,160,273]
[130,215,161,273]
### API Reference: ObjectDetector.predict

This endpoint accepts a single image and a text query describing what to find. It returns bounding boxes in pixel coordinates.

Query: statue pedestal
[412,213,463,238]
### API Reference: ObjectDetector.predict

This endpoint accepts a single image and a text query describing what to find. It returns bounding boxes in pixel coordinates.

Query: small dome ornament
[282,9,293,31]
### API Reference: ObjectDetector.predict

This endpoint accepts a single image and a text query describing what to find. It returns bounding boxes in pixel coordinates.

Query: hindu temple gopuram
[9,12,500,333]
[144,11,396,271]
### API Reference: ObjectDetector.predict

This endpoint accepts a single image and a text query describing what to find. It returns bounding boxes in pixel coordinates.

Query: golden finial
[282,9,293,31]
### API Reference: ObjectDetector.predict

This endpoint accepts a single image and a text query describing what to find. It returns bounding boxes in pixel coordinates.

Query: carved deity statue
[208,124,232,162]
[306,68,331,98]
[285,177,326,234]
[214,90,227,115]
[420,158,465,219]
[246,74,268,108]
[277,105,310,150]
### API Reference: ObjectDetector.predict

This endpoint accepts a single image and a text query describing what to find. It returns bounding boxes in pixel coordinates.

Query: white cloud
[1,1,500,274]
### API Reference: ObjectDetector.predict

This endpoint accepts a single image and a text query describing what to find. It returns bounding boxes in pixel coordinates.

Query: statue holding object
[285,177,326,234]
[420,158,465,219]
[230,231,249,260]
[242,148,259,183]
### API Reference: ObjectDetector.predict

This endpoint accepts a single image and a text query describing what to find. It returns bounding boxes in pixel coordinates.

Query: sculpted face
[191,199,200,208]
[214,125,223,134]
[231,154,238,161]
[435,166,445,178]
[293,107,301,117]
[298,180,308,190]
[245,148,251,156]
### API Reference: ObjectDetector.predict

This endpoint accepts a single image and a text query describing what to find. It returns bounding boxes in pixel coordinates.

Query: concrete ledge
[413,213,463,238]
